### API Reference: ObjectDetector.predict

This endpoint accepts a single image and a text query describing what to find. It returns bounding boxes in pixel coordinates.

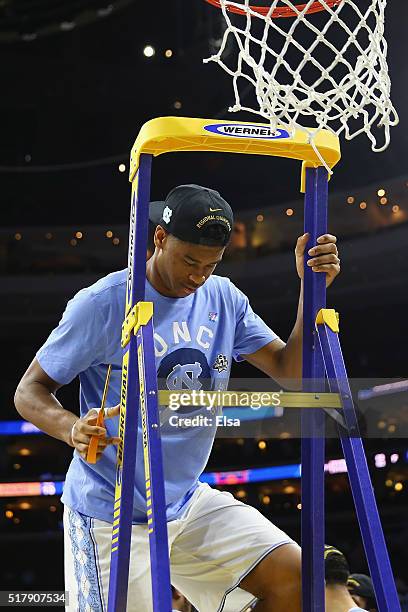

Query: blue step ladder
[104,119,400,611]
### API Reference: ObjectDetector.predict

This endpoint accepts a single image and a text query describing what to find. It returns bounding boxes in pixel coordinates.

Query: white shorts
[64,482,297,612]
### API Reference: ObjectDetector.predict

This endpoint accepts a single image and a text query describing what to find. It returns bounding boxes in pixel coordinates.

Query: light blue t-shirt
[37,270,278,523]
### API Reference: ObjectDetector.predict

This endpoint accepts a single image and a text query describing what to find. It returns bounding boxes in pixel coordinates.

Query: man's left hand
[295,233,340,288]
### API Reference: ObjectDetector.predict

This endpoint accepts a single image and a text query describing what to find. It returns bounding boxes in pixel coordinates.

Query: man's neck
[326,584,362,612]
[146,256,172,297]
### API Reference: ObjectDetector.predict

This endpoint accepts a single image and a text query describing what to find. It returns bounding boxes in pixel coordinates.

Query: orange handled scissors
[87,364,112,464]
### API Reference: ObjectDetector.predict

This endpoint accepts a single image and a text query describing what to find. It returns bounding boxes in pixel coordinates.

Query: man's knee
[240,543,301,602]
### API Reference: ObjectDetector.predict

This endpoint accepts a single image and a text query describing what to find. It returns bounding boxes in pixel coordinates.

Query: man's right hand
[71,405,121,462]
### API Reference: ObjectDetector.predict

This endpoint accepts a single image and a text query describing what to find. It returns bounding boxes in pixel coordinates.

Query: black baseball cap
[347,574,375,600]
[149,184,233,246]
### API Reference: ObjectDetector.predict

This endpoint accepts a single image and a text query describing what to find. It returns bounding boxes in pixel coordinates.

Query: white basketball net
[204,0,399,168]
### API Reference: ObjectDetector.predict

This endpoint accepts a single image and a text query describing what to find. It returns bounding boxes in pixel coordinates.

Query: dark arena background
[0,1,407,610]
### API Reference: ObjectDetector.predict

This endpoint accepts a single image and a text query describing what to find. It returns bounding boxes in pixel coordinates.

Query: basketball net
[204,0,399,171]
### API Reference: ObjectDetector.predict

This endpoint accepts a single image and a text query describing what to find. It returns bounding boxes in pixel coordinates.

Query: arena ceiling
[0,0,136,42]
[0,1,407,225]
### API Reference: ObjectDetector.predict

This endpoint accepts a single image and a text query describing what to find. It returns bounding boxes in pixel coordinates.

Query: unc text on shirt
[153,321,217,356]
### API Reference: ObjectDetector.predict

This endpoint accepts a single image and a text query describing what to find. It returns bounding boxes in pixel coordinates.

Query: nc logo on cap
[162,206,173,224]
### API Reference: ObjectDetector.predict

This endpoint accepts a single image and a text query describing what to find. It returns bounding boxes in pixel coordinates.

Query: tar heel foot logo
[162,205,173,224]
[204,123,290,140]
[166,362,203,391]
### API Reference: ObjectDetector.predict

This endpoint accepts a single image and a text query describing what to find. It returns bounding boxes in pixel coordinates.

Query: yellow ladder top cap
[129,117,341,185]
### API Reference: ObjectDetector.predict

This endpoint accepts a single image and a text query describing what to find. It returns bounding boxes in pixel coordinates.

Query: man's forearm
[279,281,304,382]
[15,382,77,447]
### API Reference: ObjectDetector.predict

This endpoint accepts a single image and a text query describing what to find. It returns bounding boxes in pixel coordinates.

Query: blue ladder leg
[316,310,401,612]
[107,328,142,612]
[108,154,156,611]
[302,166,328,612]
[135,306,172,612]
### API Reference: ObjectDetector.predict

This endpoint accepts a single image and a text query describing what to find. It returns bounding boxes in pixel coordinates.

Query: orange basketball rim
[205,0,343,19]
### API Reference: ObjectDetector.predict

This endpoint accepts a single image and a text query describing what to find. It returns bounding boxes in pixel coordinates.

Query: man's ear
[154,225,168,249]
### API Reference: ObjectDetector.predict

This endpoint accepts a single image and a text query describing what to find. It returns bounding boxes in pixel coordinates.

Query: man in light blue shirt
[15,184,340,612]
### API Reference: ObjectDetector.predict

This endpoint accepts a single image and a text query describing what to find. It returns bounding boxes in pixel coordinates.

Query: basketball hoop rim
[205,0,343,18]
